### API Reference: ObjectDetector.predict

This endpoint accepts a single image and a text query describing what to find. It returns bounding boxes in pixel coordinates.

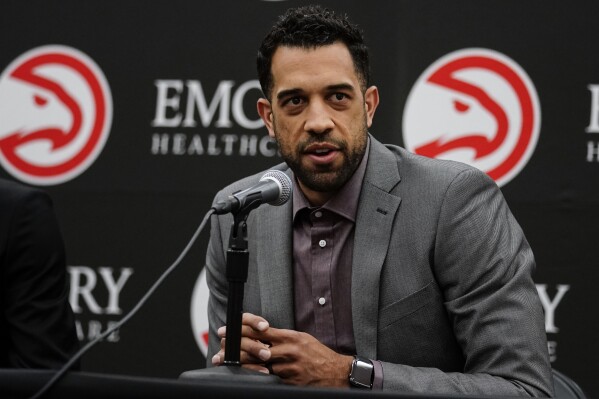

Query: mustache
[298,134,346,152]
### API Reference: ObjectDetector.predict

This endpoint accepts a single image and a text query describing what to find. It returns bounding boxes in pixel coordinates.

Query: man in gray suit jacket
[207,5,553,396]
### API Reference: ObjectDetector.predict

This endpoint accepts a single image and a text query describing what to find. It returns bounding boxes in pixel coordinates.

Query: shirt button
[318,297,326,306]
[314,211,323,218]
[319,239,326,248]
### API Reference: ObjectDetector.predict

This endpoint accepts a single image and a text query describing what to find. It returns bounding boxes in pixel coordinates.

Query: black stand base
[179,366,281,384]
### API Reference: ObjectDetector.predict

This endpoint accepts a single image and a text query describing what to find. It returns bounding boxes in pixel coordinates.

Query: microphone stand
[180,201,280,384]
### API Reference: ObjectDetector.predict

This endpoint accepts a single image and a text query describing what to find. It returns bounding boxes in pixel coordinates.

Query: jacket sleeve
[3,187,80,369]
[204,190,231,366]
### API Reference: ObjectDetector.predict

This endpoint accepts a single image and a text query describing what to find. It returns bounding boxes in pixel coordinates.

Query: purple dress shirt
[291,140,383,389]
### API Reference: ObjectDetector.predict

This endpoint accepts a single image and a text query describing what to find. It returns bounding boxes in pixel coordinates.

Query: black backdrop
[1,0,597,396]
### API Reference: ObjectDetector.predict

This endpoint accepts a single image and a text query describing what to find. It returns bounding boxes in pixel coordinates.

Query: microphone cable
[29,208,215,399]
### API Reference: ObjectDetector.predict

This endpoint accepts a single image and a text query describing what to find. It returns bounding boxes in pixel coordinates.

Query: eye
[34,94,48,107]
[453,99,470,113]
[329,92,351,105]
[283,96,303,107]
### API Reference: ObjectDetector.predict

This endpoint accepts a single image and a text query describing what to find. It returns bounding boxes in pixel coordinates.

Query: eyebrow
[276,83,356,101]
[276,88,303,101]
[325,83,356,93]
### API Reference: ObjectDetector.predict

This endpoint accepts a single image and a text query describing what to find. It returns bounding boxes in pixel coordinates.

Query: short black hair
[257,5,370,100]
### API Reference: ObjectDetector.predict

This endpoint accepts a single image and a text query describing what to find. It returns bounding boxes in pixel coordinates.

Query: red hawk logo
[403,48,540,186]
[0,45,112,185]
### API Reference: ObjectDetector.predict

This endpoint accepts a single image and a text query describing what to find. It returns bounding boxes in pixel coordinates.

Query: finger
[239,336,271,362]
[242,363,270,374]
[211,351,223,366]
[214,348,264,365]
[240,351,264,364]
[218,326,227,338]
[218,325,263,339]
[267,341,304,363]
[220,324,276,345]
[241,312,270,332]
[248,326,297,345]
[218,336,270,364]
[266,347,289,363]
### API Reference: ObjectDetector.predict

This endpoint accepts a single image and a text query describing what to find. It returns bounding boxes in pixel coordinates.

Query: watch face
[350,357,374,388]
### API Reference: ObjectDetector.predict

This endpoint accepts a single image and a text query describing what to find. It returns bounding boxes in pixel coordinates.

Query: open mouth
[304,143,340,164]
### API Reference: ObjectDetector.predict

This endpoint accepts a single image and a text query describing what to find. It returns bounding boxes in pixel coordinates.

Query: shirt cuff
[371,359,383,390]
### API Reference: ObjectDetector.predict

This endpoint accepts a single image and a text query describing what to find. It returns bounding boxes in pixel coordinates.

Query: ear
[257,98,275,138]
[363,86,380,128]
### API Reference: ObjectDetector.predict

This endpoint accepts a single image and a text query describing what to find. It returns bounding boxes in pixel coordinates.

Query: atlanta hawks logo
[0,45,112,185]
[403,48,540,186]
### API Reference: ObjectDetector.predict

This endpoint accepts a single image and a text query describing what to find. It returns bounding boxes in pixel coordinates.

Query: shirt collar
[292,138,370,223]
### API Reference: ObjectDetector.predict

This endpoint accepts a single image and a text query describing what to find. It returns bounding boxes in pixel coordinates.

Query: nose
[303,100,334,134]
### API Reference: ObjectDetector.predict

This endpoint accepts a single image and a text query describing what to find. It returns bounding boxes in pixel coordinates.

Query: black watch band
[348,355,374,389]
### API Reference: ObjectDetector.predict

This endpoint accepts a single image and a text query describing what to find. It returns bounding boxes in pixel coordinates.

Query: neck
[297,180,335,207]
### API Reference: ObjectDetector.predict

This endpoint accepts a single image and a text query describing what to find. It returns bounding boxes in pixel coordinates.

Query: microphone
[212,170,292,215]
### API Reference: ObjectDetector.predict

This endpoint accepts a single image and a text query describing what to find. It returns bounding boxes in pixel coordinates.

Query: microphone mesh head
[260,170,292,206]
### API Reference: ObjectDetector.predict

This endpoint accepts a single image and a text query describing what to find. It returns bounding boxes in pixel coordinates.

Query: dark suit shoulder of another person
[0,178,79,369]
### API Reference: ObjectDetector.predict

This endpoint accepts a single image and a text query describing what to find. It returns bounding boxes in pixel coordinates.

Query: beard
[273,118,369,194]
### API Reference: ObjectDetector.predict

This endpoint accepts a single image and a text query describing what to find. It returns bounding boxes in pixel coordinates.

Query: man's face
[257,42,379,203]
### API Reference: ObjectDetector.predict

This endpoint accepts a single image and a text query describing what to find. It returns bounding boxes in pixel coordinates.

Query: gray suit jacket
[206,136,554,396]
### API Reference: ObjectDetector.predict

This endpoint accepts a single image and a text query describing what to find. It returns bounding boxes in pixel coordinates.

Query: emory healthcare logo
[403,48,540,186]
[0,45,112,185]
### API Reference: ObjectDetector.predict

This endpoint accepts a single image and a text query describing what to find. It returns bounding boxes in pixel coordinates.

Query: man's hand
[212,312,353,387]
[212,313,273,374]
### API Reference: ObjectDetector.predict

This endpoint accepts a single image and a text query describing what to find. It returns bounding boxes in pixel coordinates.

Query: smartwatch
[348,355,374,389]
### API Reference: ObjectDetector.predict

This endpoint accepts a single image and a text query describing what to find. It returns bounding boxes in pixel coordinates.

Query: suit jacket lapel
[352,137,402,359]
[252,141,402,347]
[254,174,295,330]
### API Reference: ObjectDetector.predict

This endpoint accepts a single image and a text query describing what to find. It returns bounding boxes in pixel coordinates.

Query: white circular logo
[190,268,210,357]
[0,45,112,185]
[403,48,540,186]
